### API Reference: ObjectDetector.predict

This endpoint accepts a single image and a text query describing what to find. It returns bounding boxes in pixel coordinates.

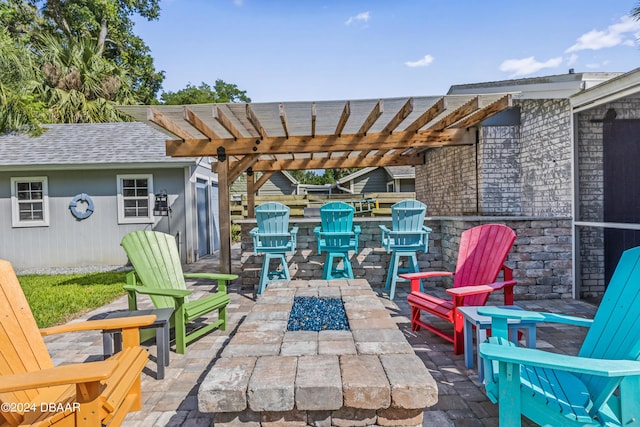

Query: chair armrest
[40,315,157,336]
[422,226,432,233]
[0,360,117,393]
[290,226,299,236]
[477,306,593,327]
[354,225,362,234]
[378,224,391,233]
[446,284,496,297]
[400,271,453,280]
[249,227,258,236]
[123,284,192,298]
[183,273,238,281]
[313,226,321,235]
[480,340,640,377]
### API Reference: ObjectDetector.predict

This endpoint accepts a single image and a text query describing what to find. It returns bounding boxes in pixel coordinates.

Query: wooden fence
[230,192,416,219]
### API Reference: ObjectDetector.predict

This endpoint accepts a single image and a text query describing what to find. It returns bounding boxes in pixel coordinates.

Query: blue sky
[133,1,640,102]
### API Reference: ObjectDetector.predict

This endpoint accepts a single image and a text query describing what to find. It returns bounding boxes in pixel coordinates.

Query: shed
[0,122,219,270]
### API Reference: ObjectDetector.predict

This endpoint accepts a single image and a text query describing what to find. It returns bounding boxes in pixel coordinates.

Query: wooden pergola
[120,93,513,274]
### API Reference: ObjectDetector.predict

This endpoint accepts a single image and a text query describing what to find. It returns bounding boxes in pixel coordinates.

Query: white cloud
[567,53,578,66]
[404,54,434,68]
[586,60,611,69]
[566,15,640,52]
[233,0,243,6]
[499,56,563,77]
[345,11,370,26]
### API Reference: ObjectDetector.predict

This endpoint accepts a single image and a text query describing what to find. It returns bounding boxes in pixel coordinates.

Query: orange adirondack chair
[401,224,517,354]
[0,259,155,427]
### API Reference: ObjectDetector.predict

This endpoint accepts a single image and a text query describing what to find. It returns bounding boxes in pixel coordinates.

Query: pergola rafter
[120,93,515,274]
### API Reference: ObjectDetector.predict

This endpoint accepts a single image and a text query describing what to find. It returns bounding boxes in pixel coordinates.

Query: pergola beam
[334,101,351,136]
[184,107,223,140]
[148,108,194,140]
[429,96,480,131]
[249,152,425,171]
[246,104,267,138]
[213,105,243,139]
[357,100,383,136]
[404,97,446,133]
[448,94,513,129]
[254,171,274,191]
[166,128,469,157]
[279,103,289,139]
[381,98,413,134]
[229,154,259,183]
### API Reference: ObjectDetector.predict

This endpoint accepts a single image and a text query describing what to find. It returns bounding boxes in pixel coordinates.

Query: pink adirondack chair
[401,224,517,354]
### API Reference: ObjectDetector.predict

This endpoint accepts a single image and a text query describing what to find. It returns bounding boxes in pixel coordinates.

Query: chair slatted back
[320,202,355,248]
[577,246,640,404]
[121,230,187,309]
[390,200,427,248]
[0,260,54,410]
[453,224,516,306]
[255,202,291,249]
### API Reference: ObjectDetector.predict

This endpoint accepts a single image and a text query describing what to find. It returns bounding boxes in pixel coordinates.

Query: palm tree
[38,35,135,123]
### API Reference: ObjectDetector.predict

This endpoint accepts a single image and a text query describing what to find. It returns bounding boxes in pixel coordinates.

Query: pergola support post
[247,168,255,218]
[216,153,232,274]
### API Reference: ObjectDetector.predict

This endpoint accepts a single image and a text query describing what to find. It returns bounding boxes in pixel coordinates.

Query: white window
[386,181,395,192]
[117,174,154,224]
[11,177,49,227]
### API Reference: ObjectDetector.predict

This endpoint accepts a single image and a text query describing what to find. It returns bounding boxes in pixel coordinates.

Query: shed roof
[0,122,197,171]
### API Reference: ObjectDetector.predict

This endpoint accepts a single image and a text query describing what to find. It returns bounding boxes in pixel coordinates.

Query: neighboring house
[231,170,332,198]
[336,166,415,194]
[0,122,219,270]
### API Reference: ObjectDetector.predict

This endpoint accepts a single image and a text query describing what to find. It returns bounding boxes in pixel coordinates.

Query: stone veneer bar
[198,279,438,426]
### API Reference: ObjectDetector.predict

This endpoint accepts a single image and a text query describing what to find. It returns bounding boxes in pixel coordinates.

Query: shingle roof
[0,122,197,169]
[384,165,415,178]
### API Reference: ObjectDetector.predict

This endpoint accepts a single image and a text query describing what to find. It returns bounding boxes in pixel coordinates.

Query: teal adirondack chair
[121,230,237,354]
[379,199,432,300]
[314,201,361,280]
[479,246,640,427]
[250,202,298,294]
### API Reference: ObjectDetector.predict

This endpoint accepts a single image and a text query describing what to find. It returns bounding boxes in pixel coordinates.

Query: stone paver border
[198,279,438,426]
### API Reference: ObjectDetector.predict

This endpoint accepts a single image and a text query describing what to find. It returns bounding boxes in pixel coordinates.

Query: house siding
[258,172,296,196]
[352,168,388,193]
[0,168,189,270]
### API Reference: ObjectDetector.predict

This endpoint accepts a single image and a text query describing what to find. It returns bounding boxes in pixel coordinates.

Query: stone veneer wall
[575,97,640,299]
[415,99,573,217]
[237,216,572,300]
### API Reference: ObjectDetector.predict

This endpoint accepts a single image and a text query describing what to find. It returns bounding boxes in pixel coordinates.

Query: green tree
[30,0,164,103]
[161,80,251,105]
[0,26,47,134]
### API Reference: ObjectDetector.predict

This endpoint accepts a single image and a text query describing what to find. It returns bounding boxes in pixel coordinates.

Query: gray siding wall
[399,179,415,193]
[352,168,388,193]
[416,99,572,217]
[258,172,296,196]
[0,168,188,270]
[575,97,640,299]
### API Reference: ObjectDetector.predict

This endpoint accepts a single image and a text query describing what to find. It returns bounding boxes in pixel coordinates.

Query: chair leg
[388,253,401,301]
[175,309,186,355]
[453,310,465,355]
[411,306,421,331]
[385,252,398,291]
[322,253,332,279]
[258,255,271,295]
[343,254,354,279]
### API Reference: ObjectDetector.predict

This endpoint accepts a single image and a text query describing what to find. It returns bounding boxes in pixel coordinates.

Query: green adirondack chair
[379,199,432,300]
[121,230,237,354]
[479,246,640,427]
[314,201,361,280]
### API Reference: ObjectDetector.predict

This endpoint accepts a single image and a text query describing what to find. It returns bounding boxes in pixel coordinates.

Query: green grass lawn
[18,271,128,328]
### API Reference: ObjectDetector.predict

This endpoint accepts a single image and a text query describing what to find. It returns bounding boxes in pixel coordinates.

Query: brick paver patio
[41,244,597,426]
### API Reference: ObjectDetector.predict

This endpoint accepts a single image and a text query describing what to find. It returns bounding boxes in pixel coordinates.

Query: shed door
[196,179,211,257]
[603,119,640,285]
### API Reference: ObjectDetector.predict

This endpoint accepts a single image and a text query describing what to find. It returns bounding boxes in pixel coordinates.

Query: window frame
[116,174,154,224]
[10,176,50,227]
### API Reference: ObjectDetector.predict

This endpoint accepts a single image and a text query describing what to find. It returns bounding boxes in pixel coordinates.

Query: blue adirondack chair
[379,199,431,300]
[250,202,298,294]
[479,246,640,427]
[313,201,361,280]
